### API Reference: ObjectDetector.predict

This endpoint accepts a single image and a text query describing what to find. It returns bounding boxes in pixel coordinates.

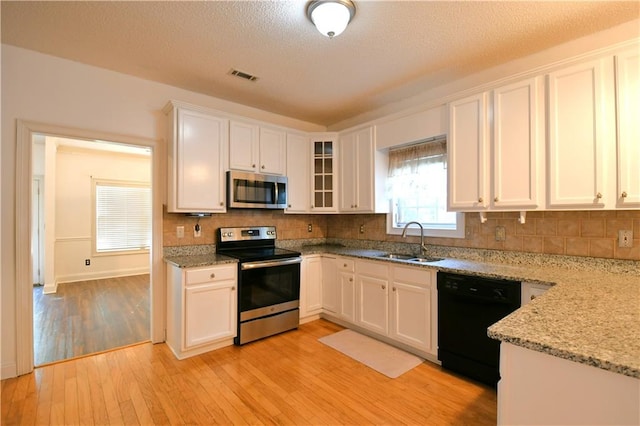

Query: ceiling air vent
[229,68,258,82]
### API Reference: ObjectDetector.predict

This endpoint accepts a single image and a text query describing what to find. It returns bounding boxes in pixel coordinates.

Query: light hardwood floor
[33,274,150,366]
[2,319,496,425]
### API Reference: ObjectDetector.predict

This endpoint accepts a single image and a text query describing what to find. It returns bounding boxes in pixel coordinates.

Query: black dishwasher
[437,272,521,386]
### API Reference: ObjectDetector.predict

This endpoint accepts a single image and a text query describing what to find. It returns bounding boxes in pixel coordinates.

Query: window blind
[95,182,151,253]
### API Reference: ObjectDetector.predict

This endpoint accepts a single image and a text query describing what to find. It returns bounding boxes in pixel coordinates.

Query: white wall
[53,143,151,286]
[0,44,324,379]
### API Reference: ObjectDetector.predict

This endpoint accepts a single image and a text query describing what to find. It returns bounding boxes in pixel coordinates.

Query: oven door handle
[241,257,302,270]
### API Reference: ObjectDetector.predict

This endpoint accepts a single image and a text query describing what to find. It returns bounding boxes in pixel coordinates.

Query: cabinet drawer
[393,266,433,287]
[337,258,355,272]
[356,260,388,278]
[185,265,236,285]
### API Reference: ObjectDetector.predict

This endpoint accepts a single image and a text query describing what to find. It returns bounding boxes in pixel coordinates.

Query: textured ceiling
[2,1,639,127]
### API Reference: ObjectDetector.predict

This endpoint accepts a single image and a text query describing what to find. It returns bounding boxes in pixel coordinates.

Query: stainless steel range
[216,226,302,345]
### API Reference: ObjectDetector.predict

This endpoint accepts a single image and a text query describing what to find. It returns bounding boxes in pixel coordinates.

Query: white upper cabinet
[229,120,286,175]
[311,135,338,212]
[164,101,228,213]
[547,57,616,209]
[491,77,544,209]
[339,127,374,212]
[615,47,640,208]
[448,92,489,210]
[449,79,544,212]
[285,132,310,213]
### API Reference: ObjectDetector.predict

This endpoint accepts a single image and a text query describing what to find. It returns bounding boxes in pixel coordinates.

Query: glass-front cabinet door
[312,137,338,212]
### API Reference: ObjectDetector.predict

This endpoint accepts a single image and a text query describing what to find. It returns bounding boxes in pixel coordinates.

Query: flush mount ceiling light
[307,0,356,38]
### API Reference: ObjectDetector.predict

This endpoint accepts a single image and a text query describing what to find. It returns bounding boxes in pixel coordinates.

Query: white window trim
[386,204,466,239]
[92,178,151,257]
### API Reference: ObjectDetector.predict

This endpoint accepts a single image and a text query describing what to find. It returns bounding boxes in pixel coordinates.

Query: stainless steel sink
[407,257,443,264]
[375,253,414,260]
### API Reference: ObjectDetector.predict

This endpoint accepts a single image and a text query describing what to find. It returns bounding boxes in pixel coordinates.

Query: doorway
[15,120,165,376]
[31,135,153,365]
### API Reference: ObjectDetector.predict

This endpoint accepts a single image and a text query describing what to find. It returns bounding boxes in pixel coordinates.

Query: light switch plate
[618,230,633,248]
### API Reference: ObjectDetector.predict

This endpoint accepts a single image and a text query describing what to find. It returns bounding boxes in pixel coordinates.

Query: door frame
[15,120,165,376]
[31,175,44,285]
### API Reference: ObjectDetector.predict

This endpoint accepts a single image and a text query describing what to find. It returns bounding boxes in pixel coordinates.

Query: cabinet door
[259,127,286,175]
[301,256,323,317]
[448,93,489,210]
[184,281,236,349]
[339,271,355,322]
[286,133,310,213]
[321,256,338,313]
[174,108,227,212]
[229,120,259,172]
[357,274,389,335]
[390,281,432,352]
[312,137,338,212]
[339,131,357,211]
[492,77,542,209]
[547,58,615,208]
[615,48,640,207]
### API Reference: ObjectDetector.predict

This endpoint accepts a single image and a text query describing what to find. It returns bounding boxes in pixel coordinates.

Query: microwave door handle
[241,257,302,270]
[274,181,279,205]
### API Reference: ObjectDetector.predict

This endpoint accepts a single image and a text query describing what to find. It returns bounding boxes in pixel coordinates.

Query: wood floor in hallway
[33,274,150,365]
[2,319,497,425]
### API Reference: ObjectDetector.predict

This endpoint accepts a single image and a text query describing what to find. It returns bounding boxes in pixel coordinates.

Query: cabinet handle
[261,165,265,169]
[288,204,292,208]
[530,294,536,300]
[220,202,224,206]
[478,197,484,203]
[494,197,499,202]
[596,192,602,199]
[343,263,347,267]
[392,287,396,292]
[349,278,353,282]
[232,286,236,291]
[210,273,215,279]
[621,191,628,198]
[252,164,256,168]
[381,285,386,290]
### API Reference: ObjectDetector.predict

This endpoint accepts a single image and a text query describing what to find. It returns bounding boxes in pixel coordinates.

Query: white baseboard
[43,281,58,294]
[56,267,150,285]
[1,362,17,380]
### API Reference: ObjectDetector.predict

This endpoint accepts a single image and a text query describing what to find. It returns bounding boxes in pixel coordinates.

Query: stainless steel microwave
[227,170,288,209]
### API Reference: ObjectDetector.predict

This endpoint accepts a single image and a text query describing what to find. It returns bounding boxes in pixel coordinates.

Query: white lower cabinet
[321,258,437,358]
[300,255,323,322]
[166,263,237,359]
[389,265,437,354]
[356,261,390,335]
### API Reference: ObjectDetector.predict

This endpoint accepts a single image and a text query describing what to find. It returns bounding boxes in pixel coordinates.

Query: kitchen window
[386,137,465,238]
[93,179,151,254]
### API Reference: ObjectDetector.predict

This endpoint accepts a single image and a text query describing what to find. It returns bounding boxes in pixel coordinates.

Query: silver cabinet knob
[622,191,628,198]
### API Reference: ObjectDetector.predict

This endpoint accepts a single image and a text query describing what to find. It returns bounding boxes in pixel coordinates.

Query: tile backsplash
[163,208,640,261]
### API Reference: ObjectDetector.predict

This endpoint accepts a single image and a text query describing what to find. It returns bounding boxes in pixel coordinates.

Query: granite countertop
[163,242,639,379]
[164,253,238,268]
[296,243,640,379]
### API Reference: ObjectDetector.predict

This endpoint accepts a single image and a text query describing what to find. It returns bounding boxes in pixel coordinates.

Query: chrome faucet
[401,221,428,256]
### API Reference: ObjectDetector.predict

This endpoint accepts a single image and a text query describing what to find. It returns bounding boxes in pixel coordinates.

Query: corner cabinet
[311,135,339,212]
[166,262,237,360]
[547,57,616,209]
[163,101,228,213]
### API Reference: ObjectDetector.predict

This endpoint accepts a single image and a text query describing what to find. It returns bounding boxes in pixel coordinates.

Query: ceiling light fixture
[306,0,356,39]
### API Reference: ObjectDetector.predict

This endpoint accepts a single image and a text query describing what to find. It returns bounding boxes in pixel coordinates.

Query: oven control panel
[218,226,277,243]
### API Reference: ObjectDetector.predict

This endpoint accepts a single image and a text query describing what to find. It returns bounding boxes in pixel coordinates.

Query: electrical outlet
[85,259,90,266]
[618,230,633,248]
[177,226,184,238]
[495,226,506,241]
[194,224,201,238]
[307,224,312,232]
[359,224,365,234]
